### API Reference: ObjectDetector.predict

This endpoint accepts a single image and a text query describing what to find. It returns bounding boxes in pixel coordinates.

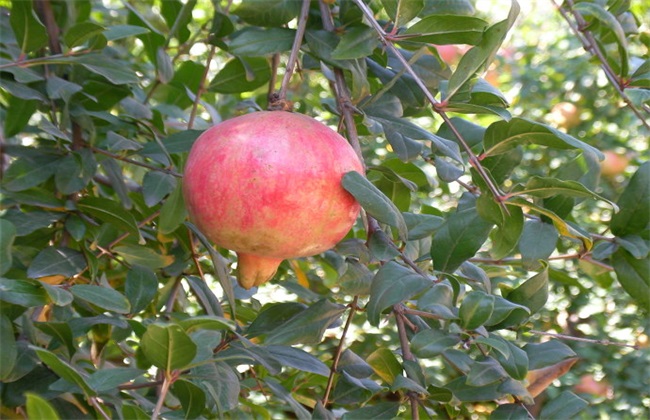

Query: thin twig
[188,45,217,129]
[552,0,650,130]
[402,307,445,321]
[89,397,111,420]
[322,296,359,406]
[318,0,364,162]
[276,0,311,106]
[350,0,507,211]
[526,329,638,349]
[152,373,172,419]
[118,380,164,391]
[90,147,182,178]
[393,305,419,420]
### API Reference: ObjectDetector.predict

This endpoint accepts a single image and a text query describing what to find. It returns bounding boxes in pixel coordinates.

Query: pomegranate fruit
[182,111,364,289]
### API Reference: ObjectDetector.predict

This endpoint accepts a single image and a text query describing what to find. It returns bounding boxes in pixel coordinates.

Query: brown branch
[552,0,650,130]
[393,305,419,420]
[526,329,638,350]
[350,0,507,213]
[188,45,217,129]
[275,0,311,109]
[90,147,182,178]
[322,296,359,406]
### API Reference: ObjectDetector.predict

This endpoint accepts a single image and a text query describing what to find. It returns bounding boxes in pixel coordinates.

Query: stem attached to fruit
[236,252,285,289]
[272,0,312,110]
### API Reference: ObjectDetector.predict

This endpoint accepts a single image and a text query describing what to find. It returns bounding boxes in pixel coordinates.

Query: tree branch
[322,296,359,406]
[552,0,650,130]
[273,0,311,110]
[350,0,507,213]
[90,147,182,178]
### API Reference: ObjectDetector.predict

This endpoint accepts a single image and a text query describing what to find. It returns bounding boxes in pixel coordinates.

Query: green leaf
[2,157,58,192]
[40,283,74,307]
[55,150,97,195]
[431,194,494,273]
[87,368,144,392]
[125,265,158,314]
[445,375,505,402]
[0,220,16,276]
[142,171,177,207]
[113,245,173,269]
[339,260,373,296]
[228,27,295,56]
[158,182,187,234]
[382,0,423,27]
[410,328,461,358]
[331,27,379,60]
[2,209,64,236]
[265,345,330,377]
[0,278,48,307]
[25,393,60,420]
[504,262,549,315]
[483,118,602,159]
[264,378,312,419]
[34,322,75,355]
[70,284,131,314]
[77,197,140,239]
[103,25,150,41]
[459,291,495,330]
[342,402,400,420]
[172,379,206,419]
[73,54,139,84]
[121,404,149,420]
[178,315,235,333]
[185,223,235,319]
[485,296,530,328]
[32,347,96,397]
[342,171,408,241]
[338,349,375,378]
[466,356,509,386]
[99,158,132,207]
[64,22,105,48]
[524,341,577,370]
[141,324,197,372]
[10,0,48,53]
[194,361,240,414]
[366,347,402,385]
[210,57,271,93]
[539,391,588,420]
[404,15,488,44]
[0,314,17,380]
[265,299,346,345]
[232,0,301,27]
[4,96,39,138]
[446,1,519,99]
[403,212,445,240]
[490,403,530,419]
[183,275,225,318]
[27,247,87,279]
[610,162,649,237]
[103,131,143,152]
[518,220,558,267]
[612,248,650,310]
[391,374,428,394]
[515,176,618,211]
[573,2,628,77]
[367,262,431,326]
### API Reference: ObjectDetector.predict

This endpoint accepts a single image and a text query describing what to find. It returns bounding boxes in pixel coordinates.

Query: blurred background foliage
[0,0,648,419]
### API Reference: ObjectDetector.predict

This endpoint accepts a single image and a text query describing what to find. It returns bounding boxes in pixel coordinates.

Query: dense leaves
[0,0,648,419]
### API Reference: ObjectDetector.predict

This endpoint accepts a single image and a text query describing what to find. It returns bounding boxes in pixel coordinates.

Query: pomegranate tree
[183,111,364,289]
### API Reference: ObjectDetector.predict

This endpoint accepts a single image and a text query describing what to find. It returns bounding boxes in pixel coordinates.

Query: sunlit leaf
[366,347,402,385]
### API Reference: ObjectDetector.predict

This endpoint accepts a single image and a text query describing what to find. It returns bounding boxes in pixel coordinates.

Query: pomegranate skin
[183,111,364,289]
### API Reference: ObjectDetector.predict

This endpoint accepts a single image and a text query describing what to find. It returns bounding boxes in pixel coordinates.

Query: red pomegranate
[183,111,364,289]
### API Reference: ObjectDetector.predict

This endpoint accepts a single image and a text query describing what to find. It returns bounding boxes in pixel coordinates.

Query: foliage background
[0,0,648,419]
